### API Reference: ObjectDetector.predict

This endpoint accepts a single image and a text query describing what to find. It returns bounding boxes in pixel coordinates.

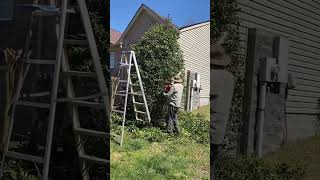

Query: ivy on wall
[211,0,245,152]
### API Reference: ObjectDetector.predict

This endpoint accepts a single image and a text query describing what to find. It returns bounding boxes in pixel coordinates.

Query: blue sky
[110,0,210,32]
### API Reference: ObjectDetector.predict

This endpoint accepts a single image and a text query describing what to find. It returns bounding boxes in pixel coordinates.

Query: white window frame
[110,52,115,69]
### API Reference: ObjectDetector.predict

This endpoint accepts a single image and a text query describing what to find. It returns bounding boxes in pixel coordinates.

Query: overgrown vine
[211,0,245,152]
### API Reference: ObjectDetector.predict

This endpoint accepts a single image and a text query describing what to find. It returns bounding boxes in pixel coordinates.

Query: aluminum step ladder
[112,51,151,146]
[0,0,110,179]
[58,0,110,179]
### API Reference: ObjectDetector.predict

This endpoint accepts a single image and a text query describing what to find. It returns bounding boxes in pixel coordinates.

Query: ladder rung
[56,92,106,102]
[115,93,126,97]
[112,109,124,114]
[74,128,108,138]
[136,118,144,122]
[119,63,133,67]
[62,71,96,77]
[131,84,140,87]
[79,154,109,165]
[16,101,50,108]
[33,10,60,16]
[131,74,138,76]
[71,101,104,109]
[22,91,50,98]
[66,8,76,13]
[64,39,88,46]
[118,80,128,83]
[6,151,44,163]
[133,102,144,105]
[22,59,56,65]
[130,92,142,96]
[135,110,146,114]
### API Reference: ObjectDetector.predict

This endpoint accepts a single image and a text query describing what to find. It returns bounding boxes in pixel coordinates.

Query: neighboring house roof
[116,3,177,44]
[179,21,210,32]
[110,28,122,44]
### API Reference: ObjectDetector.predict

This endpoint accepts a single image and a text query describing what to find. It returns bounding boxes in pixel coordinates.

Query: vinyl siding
[238,0,320,137]
[178,23,210,106]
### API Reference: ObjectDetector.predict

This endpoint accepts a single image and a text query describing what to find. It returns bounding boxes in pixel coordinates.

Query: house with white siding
[110,4,210,109]
[236,0,320,155]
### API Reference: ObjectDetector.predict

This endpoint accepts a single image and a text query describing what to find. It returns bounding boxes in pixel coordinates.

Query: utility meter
[259,57,279,82]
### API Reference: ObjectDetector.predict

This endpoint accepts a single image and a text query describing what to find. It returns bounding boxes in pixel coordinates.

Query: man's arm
[163,85,174,96]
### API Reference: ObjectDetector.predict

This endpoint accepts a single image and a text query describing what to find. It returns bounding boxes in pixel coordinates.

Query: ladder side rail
[42,0,68,178]
[61,51,90,180]
[76,0,110,122]
[0,14,35,179]
[120,53,132,146]
[132,53,151,122]
[111,54,126,110]
[129,78,138,120]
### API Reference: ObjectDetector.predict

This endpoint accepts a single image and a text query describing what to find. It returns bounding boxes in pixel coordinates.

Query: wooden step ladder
[112,51,151,146]
[0,1,110,180]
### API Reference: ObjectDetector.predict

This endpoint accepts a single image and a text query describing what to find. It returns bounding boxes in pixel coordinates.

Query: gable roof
[179,21,210,33]
[110,28,122,44]
[116,4,169,44]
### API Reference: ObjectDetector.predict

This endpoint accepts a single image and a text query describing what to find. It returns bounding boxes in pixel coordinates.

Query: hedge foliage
[132,20,184,126]
[211,0,245,151]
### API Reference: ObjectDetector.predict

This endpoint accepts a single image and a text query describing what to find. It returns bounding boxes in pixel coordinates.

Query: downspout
[256,81,267,158]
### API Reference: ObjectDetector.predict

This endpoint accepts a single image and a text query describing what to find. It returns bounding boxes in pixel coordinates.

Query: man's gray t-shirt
[167,83,184,108]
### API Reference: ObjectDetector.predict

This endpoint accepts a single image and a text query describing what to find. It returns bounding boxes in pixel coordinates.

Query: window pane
[110,52,115,68]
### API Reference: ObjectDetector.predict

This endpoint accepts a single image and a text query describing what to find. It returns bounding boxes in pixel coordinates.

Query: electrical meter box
[273,37,288,83]
[260,57,278,82]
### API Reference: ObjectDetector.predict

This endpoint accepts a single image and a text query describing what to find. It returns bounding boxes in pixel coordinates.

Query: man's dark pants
[211,143,223,180]
[167,104,180,133]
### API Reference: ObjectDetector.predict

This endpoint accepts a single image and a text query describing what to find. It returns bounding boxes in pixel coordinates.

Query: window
[0,0,14,20]
[110,52,115,68]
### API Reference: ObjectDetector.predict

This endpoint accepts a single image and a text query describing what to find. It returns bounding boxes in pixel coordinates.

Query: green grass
[192,105,210,120]
[111,106,210,180]
[265,136,320,180]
